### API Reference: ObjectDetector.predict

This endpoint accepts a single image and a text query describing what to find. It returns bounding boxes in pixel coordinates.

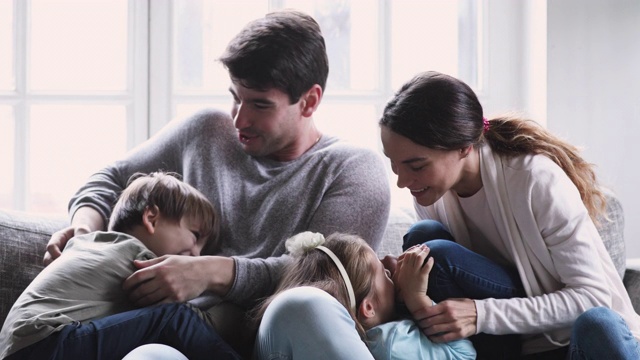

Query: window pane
[29,104,127,213]
[283,0,379,92]
[175,103,230,122]
[391,0,459,89]
[173,0,268,94]
[0,106,14,209]
[315,104,378,150]
[30,0,128,92]
[0,1,14,91]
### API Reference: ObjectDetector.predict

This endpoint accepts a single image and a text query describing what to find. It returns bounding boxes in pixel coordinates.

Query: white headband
[285,232,357,313]
[316,245,356,313]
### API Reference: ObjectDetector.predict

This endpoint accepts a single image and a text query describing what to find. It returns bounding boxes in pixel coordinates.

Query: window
[1,0,148,213]
[2,0,484,214]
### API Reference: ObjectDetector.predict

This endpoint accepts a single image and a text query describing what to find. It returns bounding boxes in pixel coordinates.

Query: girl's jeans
[405,219,640,360]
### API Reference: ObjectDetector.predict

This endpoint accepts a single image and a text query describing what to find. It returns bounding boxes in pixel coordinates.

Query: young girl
[0,172,240,360]
[253,231,476,360]
[379,71,640,359]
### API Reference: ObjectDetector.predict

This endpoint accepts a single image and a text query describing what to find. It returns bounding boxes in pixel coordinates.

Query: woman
[379,70,640,359]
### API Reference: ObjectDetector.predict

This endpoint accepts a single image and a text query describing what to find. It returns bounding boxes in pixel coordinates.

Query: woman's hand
[413,298,478,342]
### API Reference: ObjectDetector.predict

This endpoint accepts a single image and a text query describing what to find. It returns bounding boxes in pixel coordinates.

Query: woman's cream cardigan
[415,145,640,346]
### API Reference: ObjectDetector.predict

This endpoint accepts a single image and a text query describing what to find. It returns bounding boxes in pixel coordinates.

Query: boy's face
[229,80,306,161]
[144,215,206,257]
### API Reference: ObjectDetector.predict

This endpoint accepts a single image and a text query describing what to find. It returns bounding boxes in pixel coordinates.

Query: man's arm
[44,206,105,265]
[44,110,227,264]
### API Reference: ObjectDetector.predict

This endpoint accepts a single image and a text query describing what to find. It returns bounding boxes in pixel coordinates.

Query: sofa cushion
[0,210,67,325]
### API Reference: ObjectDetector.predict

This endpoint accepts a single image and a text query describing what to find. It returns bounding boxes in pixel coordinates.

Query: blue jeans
[406,220,640,360]
[568,307,640,360]
[8,303,241,360]
[254,286,375,360]
[404,220,526,359]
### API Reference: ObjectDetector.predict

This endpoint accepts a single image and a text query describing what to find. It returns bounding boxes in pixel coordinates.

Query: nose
[395,167,412,189]
[233,103,249,130]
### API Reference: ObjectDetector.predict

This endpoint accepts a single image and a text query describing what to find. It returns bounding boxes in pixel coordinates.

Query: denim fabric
[404,220,525,359]
[8,303,240,360]
[569,307,640,360]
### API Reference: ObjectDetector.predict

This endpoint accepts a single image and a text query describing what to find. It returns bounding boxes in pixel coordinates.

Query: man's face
[229,80,304,161]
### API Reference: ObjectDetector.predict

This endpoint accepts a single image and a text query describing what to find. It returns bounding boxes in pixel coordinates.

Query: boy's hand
[394,244,434,312]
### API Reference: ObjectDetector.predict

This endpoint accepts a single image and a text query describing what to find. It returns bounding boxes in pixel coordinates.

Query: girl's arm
[394,245,434,316]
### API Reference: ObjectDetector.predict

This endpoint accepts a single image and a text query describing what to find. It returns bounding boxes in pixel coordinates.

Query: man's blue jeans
[405,219,640,360]
[8,303,241,360]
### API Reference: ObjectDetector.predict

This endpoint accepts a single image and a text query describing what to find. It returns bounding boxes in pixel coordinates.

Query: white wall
[546,1,640,257]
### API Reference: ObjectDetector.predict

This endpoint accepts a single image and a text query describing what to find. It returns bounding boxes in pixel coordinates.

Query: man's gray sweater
[69,109,390,303]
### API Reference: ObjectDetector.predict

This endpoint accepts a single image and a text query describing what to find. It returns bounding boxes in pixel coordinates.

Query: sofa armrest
[0,209,67,325]
[624,267,640,314]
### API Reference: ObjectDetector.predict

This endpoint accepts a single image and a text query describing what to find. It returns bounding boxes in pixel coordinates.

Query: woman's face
[380,125,468,207]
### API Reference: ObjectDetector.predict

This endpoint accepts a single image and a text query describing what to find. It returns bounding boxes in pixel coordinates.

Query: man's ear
[299,84,323,118]
[141,205,160,234]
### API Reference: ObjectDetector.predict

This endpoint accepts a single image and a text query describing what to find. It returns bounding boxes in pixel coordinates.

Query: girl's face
[364,248,396,327]
[380,125,473,206]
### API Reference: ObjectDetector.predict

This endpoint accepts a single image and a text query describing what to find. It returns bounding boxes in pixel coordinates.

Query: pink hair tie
[482,117,490,133]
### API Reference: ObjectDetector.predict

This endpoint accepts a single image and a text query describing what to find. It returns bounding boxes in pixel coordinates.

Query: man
[44,9,390,354]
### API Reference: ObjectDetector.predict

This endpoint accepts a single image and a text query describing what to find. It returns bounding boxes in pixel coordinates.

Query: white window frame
[4,0,149,211]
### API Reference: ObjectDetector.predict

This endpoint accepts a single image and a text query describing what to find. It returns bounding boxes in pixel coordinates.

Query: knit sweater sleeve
[68,110,224,226]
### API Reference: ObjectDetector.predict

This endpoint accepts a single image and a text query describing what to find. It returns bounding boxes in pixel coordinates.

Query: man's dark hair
[219,10,329,104]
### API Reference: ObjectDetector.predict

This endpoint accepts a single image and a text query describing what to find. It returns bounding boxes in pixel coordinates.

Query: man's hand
[413,298,478,343]
[44,206,104,266]
[122,255,235,307]
[43,225,92,266]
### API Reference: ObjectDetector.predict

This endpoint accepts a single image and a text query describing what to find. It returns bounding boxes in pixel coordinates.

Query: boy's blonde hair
[108,172,219,252]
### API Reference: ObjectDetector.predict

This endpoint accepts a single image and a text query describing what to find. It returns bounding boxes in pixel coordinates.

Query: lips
[238,132,258,144]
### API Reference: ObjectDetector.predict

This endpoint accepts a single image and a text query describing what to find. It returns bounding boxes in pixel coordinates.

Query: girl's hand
[394,244,434,312]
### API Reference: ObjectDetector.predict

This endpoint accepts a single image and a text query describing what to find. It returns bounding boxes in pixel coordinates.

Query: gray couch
[2,190,640,328]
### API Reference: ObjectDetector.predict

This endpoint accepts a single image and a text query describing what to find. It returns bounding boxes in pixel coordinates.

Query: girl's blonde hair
[380,71,606,222]
[253,233,376,339]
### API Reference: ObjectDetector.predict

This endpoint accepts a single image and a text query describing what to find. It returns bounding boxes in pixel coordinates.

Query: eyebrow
[228,87,276,106]
[401,157,427,165]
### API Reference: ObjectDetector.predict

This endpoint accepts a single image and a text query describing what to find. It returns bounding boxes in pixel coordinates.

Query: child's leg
[254,286,374,360]
[50,303,240,360]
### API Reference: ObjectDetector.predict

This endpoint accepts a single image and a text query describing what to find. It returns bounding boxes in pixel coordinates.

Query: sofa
[2,189,640,329]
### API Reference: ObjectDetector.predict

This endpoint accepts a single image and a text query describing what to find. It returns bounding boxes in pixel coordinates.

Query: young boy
[0,172,240,360]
